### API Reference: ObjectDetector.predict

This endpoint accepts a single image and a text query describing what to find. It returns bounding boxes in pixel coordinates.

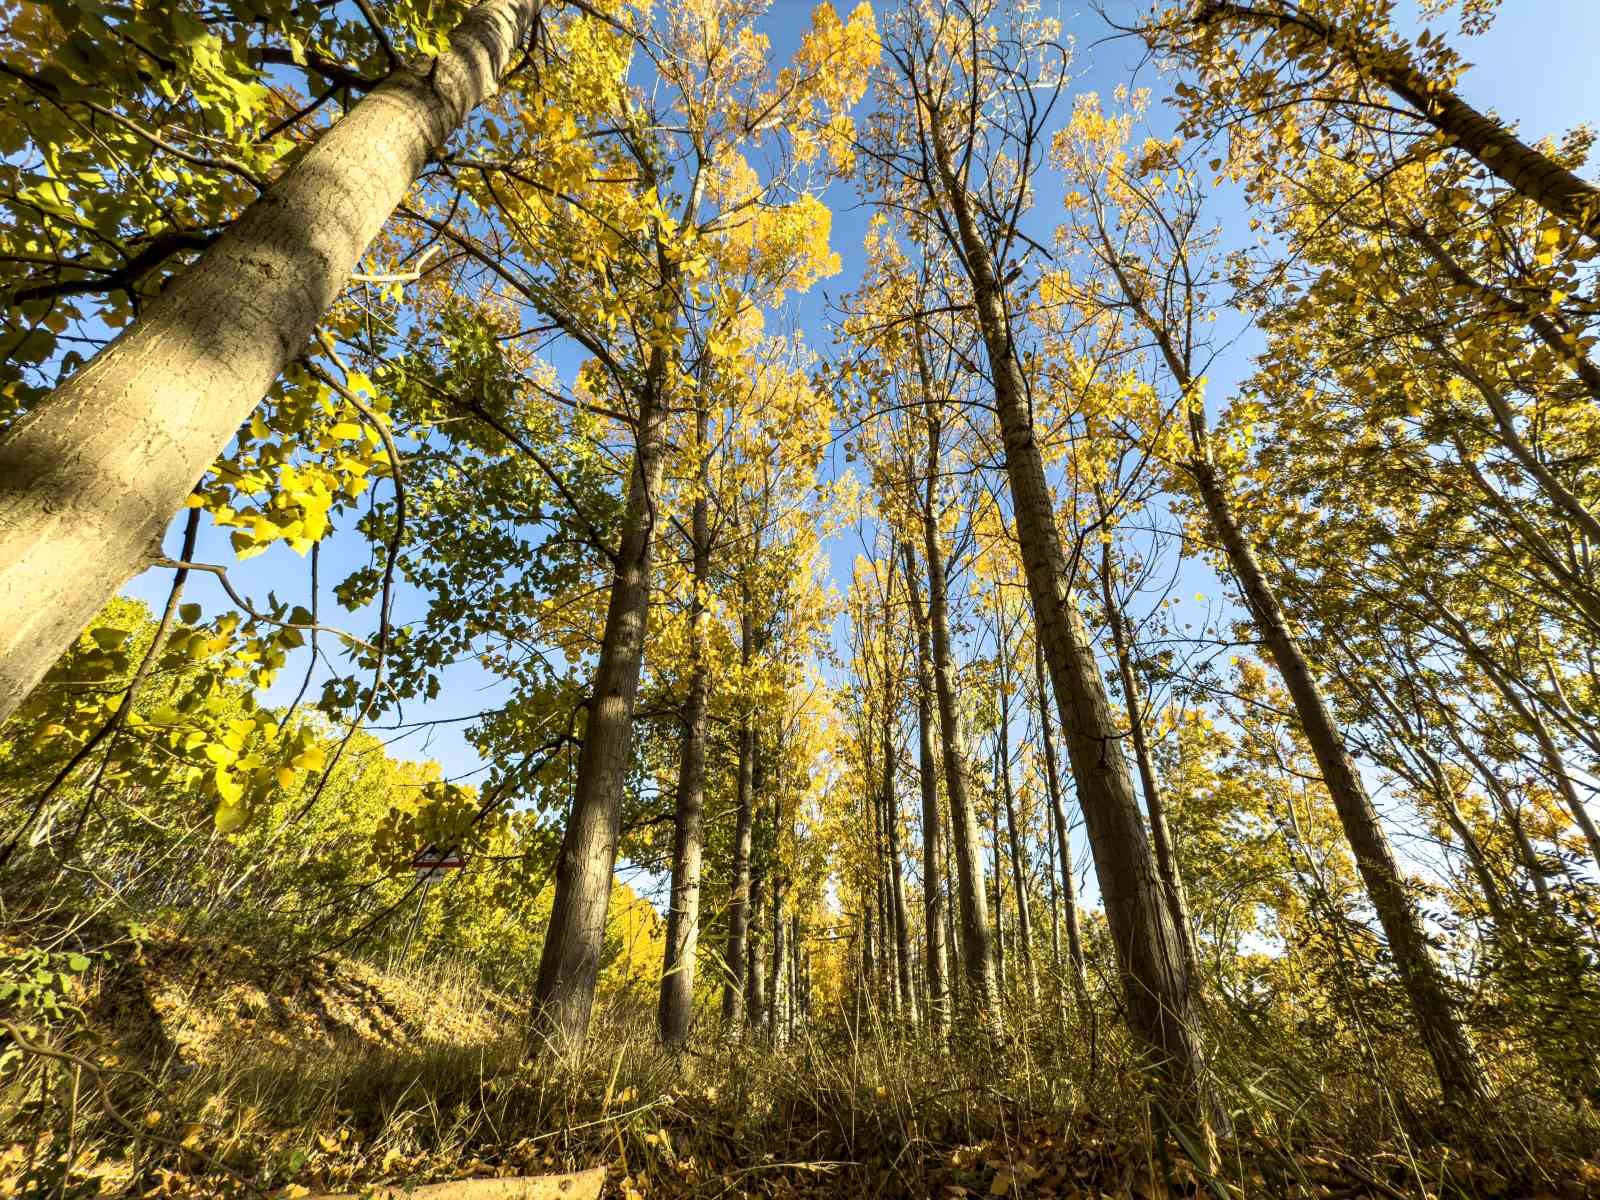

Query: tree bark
[903,543,951,1036]
[992,760,1006,991]
[912,334,1002,1036]
[746,745,768,1034]
[871,766,897,1011]
[722,602,758,1026]
[768,838,787,1046]
[788,913,801,1041]
[925,101,1215,1135]
[0,0,542,725]
[996,626,1038,1004]
[658,404,712,1046]
[1036,639,1090,1010]
[1099,535,1198,976]
[531,358,668,1051]
[1189,457,1485,1102]
[883,723,920,1024]
[1043,765,1064,1022]
[1105,222,1486,1102]
[1194,1,1600,243]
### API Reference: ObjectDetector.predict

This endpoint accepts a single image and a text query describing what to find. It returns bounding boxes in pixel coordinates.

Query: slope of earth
[4,922,1599,1198]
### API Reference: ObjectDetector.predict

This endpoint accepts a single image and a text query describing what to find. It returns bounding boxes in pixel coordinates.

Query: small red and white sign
[412,844,466,882]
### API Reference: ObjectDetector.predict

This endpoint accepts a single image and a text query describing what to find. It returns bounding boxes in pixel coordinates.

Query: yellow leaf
[215,801,247,834]
[214,765,244,804]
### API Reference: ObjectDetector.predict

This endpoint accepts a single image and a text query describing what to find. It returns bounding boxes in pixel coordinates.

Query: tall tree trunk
[991,763,1006,992]
[1189,457,1484,1101]
[748,739,769,1032]
[925,104,1215,1134]
[747,835,767,1035]
[789,913,802,1040]
[1099,534,1198,976]
[1042,754,1068,1029]
[768,845,787,1046]
[944,794,963,1006]
[867,764,891,1011]
[531,361,667,1049]
[1193,1,1600,243]
[912,336,1002,1036]
[996,630,1038,1004]
[0,0,542,725]
[904,544,951,1036]
[883,724,920,1024]
[658,403,712,1046]
[722,603,758,1026]
[879,780,899,1010]
[1035,639,1089,1009]
[859,863,876,1014]
[1108,230,1486,1103]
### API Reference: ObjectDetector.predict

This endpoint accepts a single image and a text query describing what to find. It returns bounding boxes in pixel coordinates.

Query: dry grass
[4,929,1600,1198]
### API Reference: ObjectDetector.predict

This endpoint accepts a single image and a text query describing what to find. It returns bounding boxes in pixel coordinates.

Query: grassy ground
[3,923,1599,1198]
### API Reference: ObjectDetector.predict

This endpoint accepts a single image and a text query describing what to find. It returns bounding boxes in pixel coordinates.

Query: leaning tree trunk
[0,0,542,725]
[1189,456,1485,1102]
[1194,1,1600,243]
[722,602,758,1026]
[995,630,1038,1005]
[926,105,1217,1139]
[1104,223,1486,1102]
[912,335,1002,1038]
[1035,640,1090,1011]
[531,361,668,1051]
[903,543,951,1036]
[658,404,712,1046]
[1099,534,1198,976]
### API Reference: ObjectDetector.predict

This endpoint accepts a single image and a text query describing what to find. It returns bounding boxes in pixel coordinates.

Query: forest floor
[4,922,1600,1198]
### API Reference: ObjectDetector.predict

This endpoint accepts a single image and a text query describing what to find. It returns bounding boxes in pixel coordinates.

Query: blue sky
[121,0,1600,896]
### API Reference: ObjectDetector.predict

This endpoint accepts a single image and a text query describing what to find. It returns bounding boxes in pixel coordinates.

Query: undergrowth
[3,923,1599,1198]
